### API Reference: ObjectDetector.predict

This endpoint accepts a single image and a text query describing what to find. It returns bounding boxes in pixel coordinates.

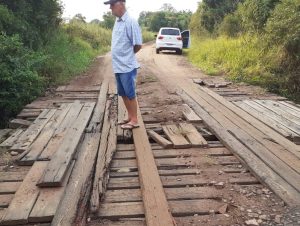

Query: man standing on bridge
[104,0,142,129]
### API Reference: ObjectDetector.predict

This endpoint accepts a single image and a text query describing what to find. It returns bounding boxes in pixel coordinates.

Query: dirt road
[88,44,299,225]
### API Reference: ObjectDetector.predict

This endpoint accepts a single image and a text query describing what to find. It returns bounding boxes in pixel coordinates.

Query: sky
[61,0,200,22]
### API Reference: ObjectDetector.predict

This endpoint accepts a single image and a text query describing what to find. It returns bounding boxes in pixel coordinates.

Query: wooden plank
[0,195,14,208]
[113,147,232,160]
[275,101,300,118]
[9,119,31,129]
[19,104,72,165]
[111,155,239,169]
[0,162,47,225]
[108,173,258,189]
[235,101,300,140]
[38,102,83,161]
[104,187,222,203]
[192,78,204,85]
[37,102,95,187]
[90,97,118,213]
[194,87,300,180]
[132,104,175,226]
[244,100,300,136]
[0,129,24,153]
[98,200,228,218]
[178,123,208,147]
[147,130,172,149]
[178,85,300,206]
[17,111,42,119]
[0,171,28,182]
[117,96,132,141]
[10,109,56,153]
[90,215,234,226]
[110,167,246,178]
[51,132,101,226]
[280,101,300,114]
[28,161,75,223]
[181,104,203,123]
[0,182,21,194]
[201,87,300,185]
[56,85,101,92]
[162,125,191,149]
[200,86,300,153]
[0,129,13,143]
[108,79,117,95]
[256,100,300,126]
[87,80,109,132]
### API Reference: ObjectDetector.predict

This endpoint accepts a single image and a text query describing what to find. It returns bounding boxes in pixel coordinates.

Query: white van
[155,27,190,55]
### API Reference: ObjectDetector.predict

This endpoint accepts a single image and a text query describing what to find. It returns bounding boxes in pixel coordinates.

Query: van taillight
[158,36,164,39]
[177,36,182,40]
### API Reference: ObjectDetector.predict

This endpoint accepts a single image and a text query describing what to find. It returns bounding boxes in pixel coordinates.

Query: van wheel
[156,49,159,54]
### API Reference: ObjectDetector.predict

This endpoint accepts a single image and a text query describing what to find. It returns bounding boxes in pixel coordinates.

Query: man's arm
[134,45,142,54]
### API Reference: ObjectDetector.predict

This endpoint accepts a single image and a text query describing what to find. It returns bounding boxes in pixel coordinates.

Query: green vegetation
[0,1,111,127]
[189,0,300,102]
[139,3,192,32]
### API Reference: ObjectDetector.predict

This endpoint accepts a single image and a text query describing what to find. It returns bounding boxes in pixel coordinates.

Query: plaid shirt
[111,11,142,74]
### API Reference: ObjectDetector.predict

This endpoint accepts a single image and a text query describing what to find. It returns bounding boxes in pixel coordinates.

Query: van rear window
[161,29,180,36]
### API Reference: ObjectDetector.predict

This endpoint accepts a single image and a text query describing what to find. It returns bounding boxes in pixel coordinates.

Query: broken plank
[162,124,191,149]
[147,130,172,149]
[19,104,72,166]
[10,109,56,153]
[90,97,118,213]
[178,123,208,147]
[182,104,203,123]
[0,162,47,225]
[37,102,95,187]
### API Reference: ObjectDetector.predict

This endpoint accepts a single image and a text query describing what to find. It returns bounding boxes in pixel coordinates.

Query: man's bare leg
[122,96,138,124]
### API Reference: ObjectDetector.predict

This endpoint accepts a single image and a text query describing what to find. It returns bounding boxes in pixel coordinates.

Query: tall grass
[186,35,299,99]
[42,22,111,85]
[142,28,156,43]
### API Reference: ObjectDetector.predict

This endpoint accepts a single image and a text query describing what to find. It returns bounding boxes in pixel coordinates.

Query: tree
[160,3,176,13]
[0,0,62,49]
[71,13,86,23]
[102,11,115,29]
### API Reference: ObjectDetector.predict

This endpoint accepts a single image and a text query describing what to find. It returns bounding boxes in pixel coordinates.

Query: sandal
[117,119,130,125]
[121,123,140,130]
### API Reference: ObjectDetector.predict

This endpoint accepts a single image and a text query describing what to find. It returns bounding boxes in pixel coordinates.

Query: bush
[40,31,96,85]
[141,28,155,43]
[218,14,242,37]
[0,34,44,127]
[264,0,300,98]
[65,21,111,50]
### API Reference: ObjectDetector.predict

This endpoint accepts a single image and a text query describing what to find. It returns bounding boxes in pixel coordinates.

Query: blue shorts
[115,68,137,100]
